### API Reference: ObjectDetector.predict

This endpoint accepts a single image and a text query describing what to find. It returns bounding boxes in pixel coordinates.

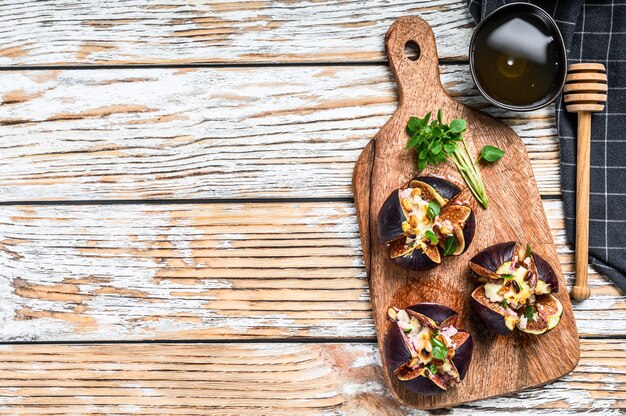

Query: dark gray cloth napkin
[468,0,626,294]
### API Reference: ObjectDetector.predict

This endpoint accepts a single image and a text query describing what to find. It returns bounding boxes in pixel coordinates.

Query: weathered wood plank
[0,0,474,67]
[0,339,620,414]
[0,199,623,341]
[0,65,559,202]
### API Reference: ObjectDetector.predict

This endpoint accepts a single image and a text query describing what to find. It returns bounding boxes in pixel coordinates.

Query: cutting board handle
[385,16,442,106]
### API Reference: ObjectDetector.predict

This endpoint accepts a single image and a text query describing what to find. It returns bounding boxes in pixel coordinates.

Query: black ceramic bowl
[469,3,567,111]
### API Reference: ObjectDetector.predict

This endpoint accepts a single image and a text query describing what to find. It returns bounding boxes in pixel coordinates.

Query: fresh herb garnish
[431,336,446,349]
[403,327,413,334]
[424,230,439,245]
[431,337,448,361]
[442,235,457,256]
[478,145,505,163]
[500,274,514,280]
[524,306,536,321]
[501,299,508,309]
[406,110,490,208]
[525,244,532,259]
[427,200,440,221]
[427,364,438,375]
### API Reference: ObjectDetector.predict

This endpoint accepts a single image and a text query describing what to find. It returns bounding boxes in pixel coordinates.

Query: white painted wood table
[0,1,623,414]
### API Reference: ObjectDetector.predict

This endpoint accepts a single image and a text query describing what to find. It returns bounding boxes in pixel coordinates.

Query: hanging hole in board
[404,41,420,61]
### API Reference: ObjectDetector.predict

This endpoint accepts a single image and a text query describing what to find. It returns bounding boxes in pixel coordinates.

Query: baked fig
[384,303,473,395]
[377,177,476,271]
[469,241,563,335]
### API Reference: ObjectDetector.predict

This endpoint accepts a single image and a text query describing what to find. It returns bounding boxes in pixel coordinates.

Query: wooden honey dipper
[564,63,608,301]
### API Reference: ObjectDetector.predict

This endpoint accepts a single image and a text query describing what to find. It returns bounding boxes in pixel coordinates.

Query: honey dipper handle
[572,111,592,301]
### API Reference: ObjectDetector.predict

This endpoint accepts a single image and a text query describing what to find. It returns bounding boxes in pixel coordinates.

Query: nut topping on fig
[384,303,473,395]
[469,242,563,335]
[377,177,476,271]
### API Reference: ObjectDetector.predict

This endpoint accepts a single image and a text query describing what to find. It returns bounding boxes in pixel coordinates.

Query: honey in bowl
[470,3,567,111]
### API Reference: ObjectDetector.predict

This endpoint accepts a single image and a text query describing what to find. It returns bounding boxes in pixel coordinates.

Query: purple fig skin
[469,241,517,275]
[453,334,474,380]
[532,252,559,293]
[377,190,406,245]
[391,249,438,271]
[384,303,474,395]
[384,324,413,372]
[407,303,457,325]
[471,287,513,336]
[401,374,448,396]
[413,176,461,201]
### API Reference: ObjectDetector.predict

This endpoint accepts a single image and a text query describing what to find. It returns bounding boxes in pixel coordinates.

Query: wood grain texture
[0,65,560,202]
[0,0,474,66]
[0,1,621,412]
[0,199,622,342]
[0,339,620,415]
[354,17,577,409]
[574,111,592,301]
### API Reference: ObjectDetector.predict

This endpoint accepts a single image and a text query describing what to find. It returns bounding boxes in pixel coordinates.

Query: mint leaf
[427,200,440,221]
[449,119,466,133]
[431,140,443,155]
[427,364,438,375]
[424,230,439,244]
[406,133,420,149]
[430,337,448,360]
[524,306,535,321]
[406,117,420,135]
[479,145,505,162]
[431,337,446,349]
[525,243,532,259]
[443,235,457,256]
[443,142,456,154]
[501,299,508,309]
[432,346,447,361]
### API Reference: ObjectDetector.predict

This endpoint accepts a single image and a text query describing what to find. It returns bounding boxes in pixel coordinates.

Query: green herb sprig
[426,200,440,221]
[442,235,457,256]
[430,337,448,361]
[406,109,499,209]
[424,230,439,245]
[478,145,505,162]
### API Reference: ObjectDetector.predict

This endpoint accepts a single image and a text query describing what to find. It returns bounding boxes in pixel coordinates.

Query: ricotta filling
[483,259,550,330]
[398,187,454,250]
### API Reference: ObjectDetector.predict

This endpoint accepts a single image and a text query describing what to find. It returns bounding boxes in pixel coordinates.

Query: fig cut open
[385,303,473,395]
[469,241,563,335]
[377,176,476,271]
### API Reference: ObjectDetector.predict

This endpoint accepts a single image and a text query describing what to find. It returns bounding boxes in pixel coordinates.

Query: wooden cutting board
[352,16,580,409]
